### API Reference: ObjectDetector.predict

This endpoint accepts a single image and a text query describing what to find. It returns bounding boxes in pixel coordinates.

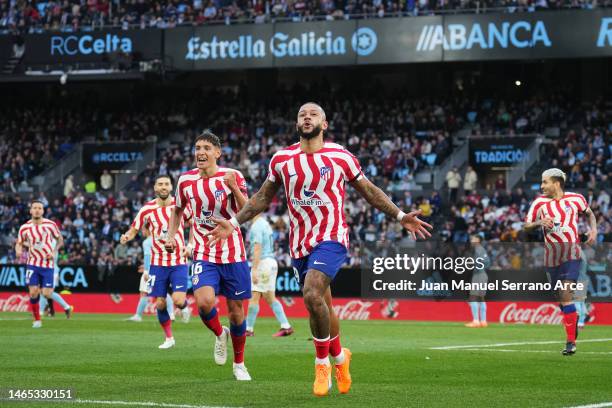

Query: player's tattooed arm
[350,177,432,240]
[235,180,281,224]
[585,207,598,245]
[350,177,403,219]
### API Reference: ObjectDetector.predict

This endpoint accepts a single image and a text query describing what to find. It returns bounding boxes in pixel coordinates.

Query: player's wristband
[396,211,406,222]
[229,217,241,229]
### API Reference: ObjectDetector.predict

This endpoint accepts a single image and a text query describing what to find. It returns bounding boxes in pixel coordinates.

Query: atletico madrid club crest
[214,189,226,201]
[319,166,331,180]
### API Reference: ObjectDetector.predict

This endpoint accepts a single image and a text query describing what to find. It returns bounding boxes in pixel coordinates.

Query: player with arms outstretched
[121,175,192,349]
[524,168,598,356]
[206,103,432,396]
[165,131,252,381]
[15,200,65,328]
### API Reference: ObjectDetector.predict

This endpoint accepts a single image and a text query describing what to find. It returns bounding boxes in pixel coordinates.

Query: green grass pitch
[1,313,611,408]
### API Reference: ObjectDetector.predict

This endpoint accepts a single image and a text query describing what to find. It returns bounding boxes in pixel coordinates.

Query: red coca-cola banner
[1,292,611,325]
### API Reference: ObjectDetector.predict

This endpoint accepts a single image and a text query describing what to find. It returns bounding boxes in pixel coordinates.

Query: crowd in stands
[0,109,76,193]
[1,0,610,33]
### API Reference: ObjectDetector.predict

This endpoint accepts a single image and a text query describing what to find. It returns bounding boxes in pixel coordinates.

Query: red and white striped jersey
[131,198,192,266]
[525,192,589,266]
[175,167,248,263]
[18,218,61,268]
[267,142,363,258]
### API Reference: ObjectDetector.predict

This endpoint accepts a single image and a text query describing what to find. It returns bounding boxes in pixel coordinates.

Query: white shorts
[251,258,278,293]
[139,274,148,293]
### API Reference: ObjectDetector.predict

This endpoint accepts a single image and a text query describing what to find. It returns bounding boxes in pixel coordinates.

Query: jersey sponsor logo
[195,210,215,227]
[290,188,330,207]
[157,228,169,241]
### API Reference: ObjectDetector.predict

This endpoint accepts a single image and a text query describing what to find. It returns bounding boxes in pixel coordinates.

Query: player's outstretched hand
[399,210,433,240]
[164,238,177,253]
[120,234,129,245]
[586,230,597,245]
[205,217,235,247]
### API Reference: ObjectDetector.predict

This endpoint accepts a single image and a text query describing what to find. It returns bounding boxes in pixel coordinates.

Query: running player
[245,214,293,337]
[15,200,64,328]
[524,168,597,356]
[127,232,187,323]
[206,103,432,396]
[120,175,192,349]
[164,131,252,381]
[39,251,73,319]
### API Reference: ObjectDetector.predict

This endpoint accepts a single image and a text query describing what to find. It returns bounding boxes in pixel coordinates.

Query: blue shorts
[292,241,348,286]
[547,260,582,284]
[191,260,251,300]
[25,265,54,288]
[148,264,189,298]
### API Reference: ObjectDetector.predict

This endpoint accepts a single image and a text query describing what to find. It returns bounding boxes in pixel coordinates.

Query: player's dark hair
[194,130,221,149]
[551,176,565,190]
[155,174,173,185]
[30,199,44,208]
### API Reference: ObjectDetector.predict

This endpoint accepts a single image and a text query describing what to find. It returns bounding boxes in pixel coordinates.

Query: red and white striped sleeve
[17,224,28,244]
[526,197,545,223]
[339,149,363,182]
[234,170,248,197]
[267,154,281,184]
[131,206,149,231]
[175,176,188,209]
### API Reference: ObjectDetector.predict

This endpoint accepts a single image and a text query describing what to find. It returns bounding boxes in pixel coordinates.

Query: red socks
[313,336,330,360]
[199,307,223,337]
[231,334,246,363]
[161,320,173,338]
[30,296,40,321]
[563,309,578,342]
[330,335,342,358]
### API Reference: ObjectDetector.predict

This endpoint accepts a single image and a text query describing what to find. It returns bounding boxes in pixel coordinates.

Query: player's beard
[157,192,170,200]
[297,123,322,140]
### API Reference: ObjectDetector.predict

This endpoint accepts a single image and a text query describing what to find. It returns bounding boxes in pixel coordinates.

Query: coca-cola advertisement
[2,292,610,325]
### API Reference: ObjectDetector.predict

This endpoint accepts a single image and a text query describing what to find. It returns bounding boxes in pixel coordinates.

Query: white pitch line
[564,403,612,408]
[57,399,241,408]
[459,348,612,355]
[429,338,612,350]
